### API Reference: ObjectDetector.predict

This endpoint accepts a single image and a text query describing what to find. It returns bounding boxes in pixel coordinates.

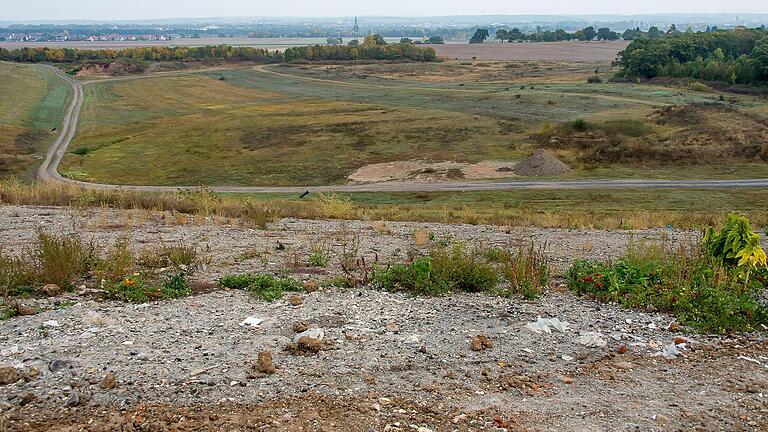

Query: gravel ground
[0,205,766,431]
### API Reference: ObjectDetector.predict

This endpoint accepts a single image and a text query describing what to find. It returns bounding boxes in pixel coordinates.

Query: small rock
[561,376,574,384]
[48,359,70,372]
[40,284,61,297]
[303,280,318,292]
[0,367,22,385]
[285,337,325,356]
[254,351,276,375]
[19,392,36,406]
[15,305,38,316]
[99,372,117,389]
[289,295,304,306]
[292,321,309,333]
[470,335,493,351]
[64,392,80,407]
[385,322,400,333]
[613,361,634,370]
[240,316,263,327]
[294,328,324,342]
[43,320,60,328]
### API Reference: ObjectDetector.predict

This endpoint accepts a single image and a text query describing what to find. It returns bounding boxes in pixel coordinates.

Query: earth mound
[512,149,571,176]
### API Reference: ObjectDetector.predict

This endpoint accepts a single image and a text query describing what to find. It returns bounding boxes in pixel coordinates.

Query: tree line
[614,28,768,85]
[491,26,619,43]
[0,38,437,64]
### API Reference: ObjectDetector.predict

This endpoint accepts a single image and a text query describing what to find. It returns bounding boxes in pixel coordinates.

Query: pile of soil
[512,149,571,176]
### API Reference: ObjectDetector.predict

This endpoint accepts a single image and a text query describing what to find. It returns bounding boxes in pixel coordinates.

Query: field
[59,60,768,187]
[0,62,71,178]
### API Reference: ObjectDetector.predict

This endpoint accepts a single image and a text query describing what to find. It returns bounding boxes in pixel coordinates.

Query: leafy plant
[219,273,300,301]
[703,213,767,269]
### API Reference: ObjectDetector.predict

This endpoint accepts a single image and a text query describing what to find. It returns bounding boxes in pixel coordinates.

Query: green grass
[60,63,768,187]
[0,62,71,177]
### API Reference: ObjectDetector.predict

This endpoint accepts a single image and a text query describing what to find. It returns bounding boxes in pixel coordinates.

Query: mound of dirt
[348,160,518,183]
[512,149,571,176]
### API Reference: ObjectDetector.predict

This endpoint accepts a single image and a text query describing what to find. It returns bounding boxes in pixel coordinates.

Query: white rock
[577,332,607,348]
[240,316,263,327]
[42,320,60,328]
[294,328,324,342]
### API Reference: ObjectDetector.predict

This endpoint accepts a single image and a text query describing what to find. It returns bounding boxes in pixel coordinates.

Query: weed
[36,231,97,289]
[496,244,549,300]
[567,228,767,333]
[106,272,191,303]
[219,273,301,301]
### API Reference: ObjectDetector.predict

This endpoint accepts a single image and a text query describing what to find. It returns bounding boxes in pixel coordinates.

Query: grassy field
[60,61,768,186]
[0,62,71,178]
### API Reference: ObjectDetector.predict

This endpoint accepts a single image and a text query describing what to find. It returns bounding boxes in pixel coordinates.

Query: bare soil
[348,160,518,183]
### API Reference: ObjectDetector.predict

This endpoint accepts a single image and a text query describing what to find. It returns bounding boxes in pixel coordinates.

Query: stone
[470,335,493,351]
[49,359,70,372]
[0,366,22,385]
[292,321,309,333]
[19,392,36,406]
[40,284,61,297]
[303,280,318,292]
[255,351,276,375]
[289,295,304,306]
[64,392,80,407]
[385,321,400,333]
[99,372,117,389]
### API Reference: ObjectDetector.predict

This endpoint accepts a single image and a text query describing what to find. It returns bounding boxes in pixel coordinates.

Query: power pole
[353,17,359,41]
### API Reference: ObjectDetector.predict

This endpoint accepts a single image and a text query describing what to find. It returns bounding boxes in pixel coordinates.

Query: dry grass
[1,179,767,230]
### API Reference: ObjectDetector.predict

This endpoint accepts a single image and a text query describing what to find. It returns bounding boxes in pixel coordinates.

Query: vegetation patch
[373,243,549,298]
[0,233,199,304]
[219,273,302,301]
[567,214,768,333]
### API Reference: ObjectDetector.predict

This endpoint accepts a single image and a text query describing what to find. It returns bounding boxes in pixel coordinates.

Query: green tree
[469,29,490,44]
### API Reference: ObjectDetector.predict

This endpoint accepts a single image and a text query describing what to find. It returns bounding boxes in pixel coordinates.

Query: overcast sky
[4,0,768,21]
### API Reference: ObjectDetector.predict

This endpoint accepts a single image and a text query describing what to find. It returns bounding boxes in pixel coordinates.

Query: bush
[36,232,97,288]
[373,243,512,296]
[219,273,301,301]
[567,232,767,333]
[587,75,603,84]
[496,244,549,299]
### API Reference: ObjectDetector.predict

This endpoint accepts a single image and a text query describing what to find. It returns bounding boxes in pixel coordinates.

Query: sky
[4,0,768,21]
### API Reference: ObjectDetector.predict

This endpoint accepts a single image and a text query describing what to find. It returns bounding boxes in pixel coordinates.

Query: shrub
[703,213,766,269]
[587,75,603,84]
[36,232,97,288]
[430,244,499,293]
[219,273,301,301]
[496,244,549,299]
[373,256,451,296]
[138,242,198,274]
[567,232,767,333]
[374,244,501,296]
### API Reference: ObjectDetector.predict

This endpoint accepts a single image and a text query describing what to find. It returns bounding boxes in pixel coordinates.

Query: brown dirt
[432,41,629,62]
[348,160,518,183]
[512,149,571,176]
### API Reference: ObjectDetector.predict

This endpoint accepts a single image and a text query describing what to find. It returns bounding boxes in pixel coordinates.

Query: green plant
[219,273,300,301]
[138,242,198,274]
[106,272,191,303]
[567,236,768,333]
[94,237,134,284]
[36,231,97,289]
[373,256,451,296]
[703,213,767,269]
[587,75,602,84]
[496,244,550,299]
[430,244,499,293]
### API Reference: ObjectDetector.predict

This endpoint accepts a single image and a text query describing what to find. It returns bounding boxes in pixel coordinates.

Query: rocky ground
[0,205,766,431]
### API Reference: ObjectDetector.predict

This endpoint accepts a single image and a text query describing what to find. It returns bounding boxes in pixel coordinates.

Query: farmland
[0,62,71,177]
[59,60,768,187]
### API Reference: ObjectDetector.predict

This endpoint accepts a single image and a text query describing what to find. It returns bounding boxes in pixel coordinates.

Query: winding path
[36,64,768,193]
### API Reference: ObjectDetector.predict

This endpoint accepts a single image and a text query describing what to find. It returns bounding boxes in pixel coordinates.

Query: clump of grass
[495,244,550,300]
[138,242,198,272]
[219,273,301,301]
[373,243,546,297]
[36,231,97,288]
[567,228,768,333]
